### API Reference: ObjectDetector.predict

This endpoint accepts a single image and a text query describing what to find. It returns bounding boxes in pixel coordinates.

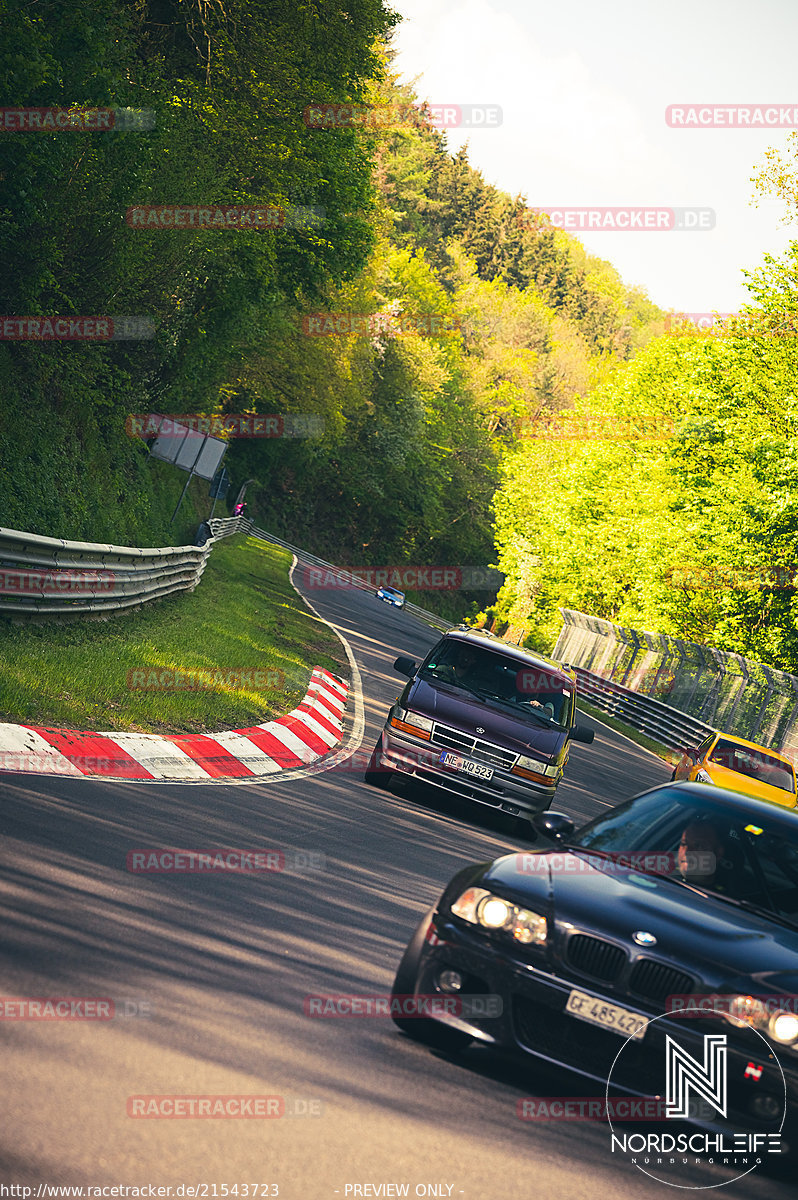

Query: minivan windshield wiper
[420,668,490,700]
[421,667,566,728]
[478,692,561,727]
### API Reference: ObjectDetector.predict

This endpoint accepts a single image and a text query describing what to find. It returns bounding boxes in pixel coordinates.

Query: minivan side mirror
[532,812,576,842]
[393,656,417,676]
[570,724,595,744]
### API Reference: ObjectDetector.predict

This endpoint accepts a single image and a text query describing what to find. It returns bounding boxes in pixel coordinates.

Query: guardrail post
[723,653,750,734]
[749,664,775,742]
[618,629,641,687]
[647,634,672,697]
[698,647,726,724]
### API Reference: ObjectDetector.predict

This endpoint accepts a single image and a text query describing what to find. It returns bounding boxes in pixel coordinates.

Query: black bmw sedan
[391,782,798,1162]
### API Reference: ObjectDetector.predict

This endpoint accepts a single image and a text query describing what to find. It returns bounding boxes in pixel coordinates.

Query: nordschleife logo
[666,1034,727,1119]
[605,1010,787,1188]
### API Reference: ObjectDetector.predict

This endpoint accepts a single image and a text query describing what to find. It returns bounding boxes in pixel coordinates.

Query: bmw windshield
[572,786,798,928]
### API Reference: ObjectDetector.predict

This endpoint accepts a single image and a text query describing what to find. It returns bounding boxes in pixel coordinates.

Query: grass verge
[0,536,348,733]
[576,696,677,766]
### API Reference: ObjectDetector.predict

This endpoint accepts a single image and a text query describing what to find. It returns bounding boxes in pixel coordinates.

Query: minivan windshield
[422,640,572,728]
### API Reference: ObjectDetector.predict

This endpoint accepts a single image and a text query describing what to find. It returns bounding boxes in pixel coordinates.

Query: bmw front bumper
[410,915,797,1146]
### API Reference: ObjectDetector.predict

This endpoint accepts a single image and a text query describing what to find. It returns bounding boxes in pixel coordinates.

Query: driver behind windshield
[426,644,566,721]
[678,816,726,888]
[433,645,494,690]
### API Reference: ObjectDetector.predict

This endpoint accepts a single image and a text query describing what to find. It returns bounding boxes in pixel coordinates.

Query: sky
[387,0,798,314]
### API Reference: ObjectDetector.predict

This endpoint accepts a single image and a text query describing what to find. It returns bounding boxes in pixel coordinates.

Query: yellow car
[672,731,797,809]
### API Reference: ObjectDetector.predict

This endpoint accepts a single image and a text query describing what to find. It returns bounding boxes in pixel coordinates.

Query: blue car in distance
[376,585,405,609]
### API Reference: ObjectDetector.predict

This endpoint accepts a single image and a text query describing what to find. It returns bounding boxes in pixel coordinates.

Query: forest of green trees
[493,226,798,668]
[0,2,660,554]
[2,1,797,667]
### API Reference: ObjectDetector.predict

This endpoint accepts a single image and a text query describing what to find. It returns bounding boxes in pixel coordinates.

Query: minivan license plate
[439,752,493,781]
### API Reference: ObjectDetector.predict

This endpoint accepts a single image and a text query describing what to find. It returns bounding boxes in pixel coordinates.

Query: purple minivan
[365,627,594,824]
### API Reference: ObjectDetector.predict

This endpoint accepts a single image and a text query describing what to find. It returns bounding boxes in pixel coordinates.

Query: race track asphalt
[0,562,786,1199]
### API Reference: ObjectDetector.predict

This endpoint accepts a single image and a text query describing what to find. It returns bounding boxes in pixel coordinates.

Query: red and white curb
[0,667,348,782]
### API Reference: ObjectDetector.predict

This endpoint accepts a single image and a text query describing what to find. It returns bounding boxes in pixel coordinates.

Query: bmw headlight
[450,887,547,945]
[771,1013,798,1044]
[718,994,798,1047]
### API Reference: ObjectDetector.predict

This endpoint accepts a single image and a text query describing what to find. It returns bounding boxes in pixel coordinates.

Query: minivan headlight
[513,754,558,780]
[390,707,433,740]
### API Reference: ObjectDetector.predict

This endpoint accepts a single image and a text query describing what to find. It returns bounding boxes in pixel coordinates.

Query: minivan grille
[431,723,517,770]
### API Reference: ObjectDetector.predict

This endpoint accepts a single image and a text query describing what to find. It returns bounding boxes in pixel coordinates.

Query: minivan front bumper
[374,725,557,815]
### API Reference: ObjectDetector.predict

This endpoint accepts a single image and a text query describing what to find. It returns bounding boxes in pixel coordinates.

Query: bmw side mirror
[570,724,595,744]
[532,812,575,842]
[393,656,417,676]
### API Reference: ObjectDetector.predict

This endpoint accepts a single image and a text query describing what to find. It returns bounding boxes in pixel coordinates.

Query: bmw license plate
[439,751,494,781]
[565,989,647,1040]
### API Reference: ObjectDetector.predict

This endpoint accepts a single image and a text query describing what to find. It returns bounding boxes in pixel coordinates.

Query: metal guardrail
[567,664,712,758]
[0,514,458,632]
[554,608,798,762]
[0,520,242,620]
